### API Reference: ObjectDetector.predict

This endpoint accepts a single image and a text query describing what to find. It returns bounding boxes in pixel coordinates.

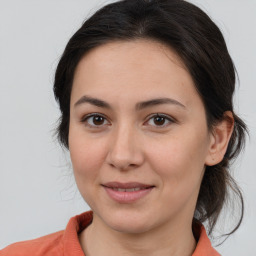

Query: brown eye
[153,116,165,126]
[92,116,105,125]
[146,114,174,128]
[82,114,109,127]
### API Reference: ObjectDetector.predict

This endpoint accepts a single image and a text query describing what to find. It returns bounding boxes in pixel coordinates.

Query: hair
[53,0,247,241]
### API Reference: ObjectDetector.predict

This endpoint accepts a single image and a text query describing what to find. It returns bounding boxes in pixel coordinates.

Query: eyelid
[81,113,111,128]
[144,113,176,127]
[80,112,176,129]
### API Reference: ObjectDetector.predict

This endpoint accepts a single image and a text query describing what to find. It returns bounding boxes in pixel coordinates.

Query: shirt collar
[63,211,220,256]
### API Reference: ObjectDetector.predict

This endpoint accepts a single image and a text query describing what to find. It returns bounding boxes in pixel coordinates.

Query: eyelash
[80,113,175,129]
[146,113,175,128]
[81,113,110,128]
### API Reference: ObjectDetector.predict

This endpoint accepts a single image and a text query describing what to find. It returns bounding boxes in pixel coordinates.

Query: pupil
[154,116,165,125]
[93,116,104,125]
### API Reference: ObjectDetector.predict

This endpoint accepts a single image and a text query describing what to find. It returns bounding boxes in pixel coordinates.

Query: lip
[102,182,155,203]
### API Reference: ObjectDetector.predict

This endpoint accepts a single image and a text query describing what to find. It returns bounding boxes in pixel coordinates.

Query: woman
[0,0,247,255]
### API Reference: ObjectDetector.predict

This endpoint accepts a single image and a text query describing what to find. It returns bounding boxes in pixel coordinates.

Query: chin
[101,209,155,234]
[111,221,152,234]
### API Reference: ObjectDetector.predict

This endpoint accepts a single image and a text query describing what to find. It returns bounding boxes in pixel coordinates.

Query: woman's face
[69,40,214,234]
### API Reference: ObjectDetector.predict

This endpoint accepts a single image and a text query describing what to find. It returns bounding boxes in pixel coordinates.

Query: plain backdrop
[0,0,255,255]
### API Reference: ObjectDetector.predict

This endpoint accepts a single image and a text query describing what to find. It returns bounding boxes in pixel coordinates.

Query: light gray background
[0,0,255,255]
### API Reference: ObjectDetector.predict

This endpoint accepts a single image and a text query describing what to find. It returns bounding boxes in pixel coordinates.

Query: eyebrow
[74,95,111,109]
[135,98,186,110]
[74,95,186,110]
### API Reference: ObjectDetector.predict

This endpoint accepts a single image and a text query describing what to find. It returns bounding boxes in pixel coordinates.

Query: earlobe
[205,111,234,166]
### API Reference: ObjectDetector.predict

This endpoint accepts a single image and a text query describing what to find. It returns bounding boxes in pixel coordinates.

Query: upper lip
[102,182,154,189]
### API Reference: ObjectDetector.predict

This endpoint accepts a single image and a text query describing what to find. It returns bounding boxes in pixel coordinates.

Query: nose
[106,124,144,171]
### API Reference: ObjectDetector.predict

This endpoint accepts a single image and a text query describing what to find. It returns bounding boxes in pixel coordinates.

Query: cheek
[147,129,209,189]
[69,134,109,208]
[69,131,107,180]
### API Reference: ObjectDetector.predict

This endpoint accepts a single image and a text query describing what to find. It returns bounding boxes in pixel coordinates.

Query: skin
[69,39,234,256]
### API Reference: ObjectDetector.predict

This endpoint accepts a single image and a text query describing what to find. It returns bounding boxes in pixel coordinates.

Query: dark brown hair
[53,0,247,241]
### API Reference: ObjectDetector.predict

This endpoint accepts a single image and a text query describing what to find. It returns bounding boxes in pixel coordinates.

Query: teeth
[125,188,136,192]
[113,187,143,192]
[117,188,126,192]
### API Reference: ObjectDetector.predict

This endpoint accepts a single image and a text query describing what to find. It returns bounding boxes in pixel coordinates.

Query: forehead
[74,39,186,81]
[71,39,200,108]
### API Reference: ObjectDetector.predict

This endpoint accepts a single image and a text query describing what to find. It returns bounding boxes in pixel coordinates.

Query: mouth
[102,182,155,203]
[111,187,147,192]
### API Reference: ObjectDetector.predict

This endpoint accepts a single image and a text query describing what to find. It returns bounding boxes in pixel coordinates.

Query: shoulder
[0,211,93,256]
[0,230,64,256]
[192,223,221,256]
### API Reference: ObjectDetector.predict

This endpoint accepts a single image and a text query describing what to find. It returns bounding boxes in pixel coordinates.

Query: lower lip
[103,186,154,203]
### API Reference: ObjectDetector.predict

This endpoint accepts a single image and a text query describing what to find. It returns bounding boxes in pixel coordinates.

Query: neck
[79,214,197,256]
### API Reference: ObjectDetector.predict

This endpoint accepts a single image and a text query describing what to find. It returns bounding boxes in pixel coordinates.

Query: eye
[81,113,110,128]
[146,113,174,128]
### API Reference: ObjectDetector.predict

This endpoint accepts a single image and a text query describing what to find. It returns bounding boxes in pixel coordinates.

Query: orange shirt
[0,211,220,256]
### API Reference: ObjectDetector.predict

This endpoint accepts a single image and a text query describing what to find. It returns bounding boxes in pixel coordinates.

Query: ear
[205,111,234,166]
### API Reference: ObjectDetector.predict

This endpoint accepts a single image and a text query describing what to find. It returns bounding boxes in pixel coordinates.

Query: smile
[102,182,155,203]
[112,187,143,192]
